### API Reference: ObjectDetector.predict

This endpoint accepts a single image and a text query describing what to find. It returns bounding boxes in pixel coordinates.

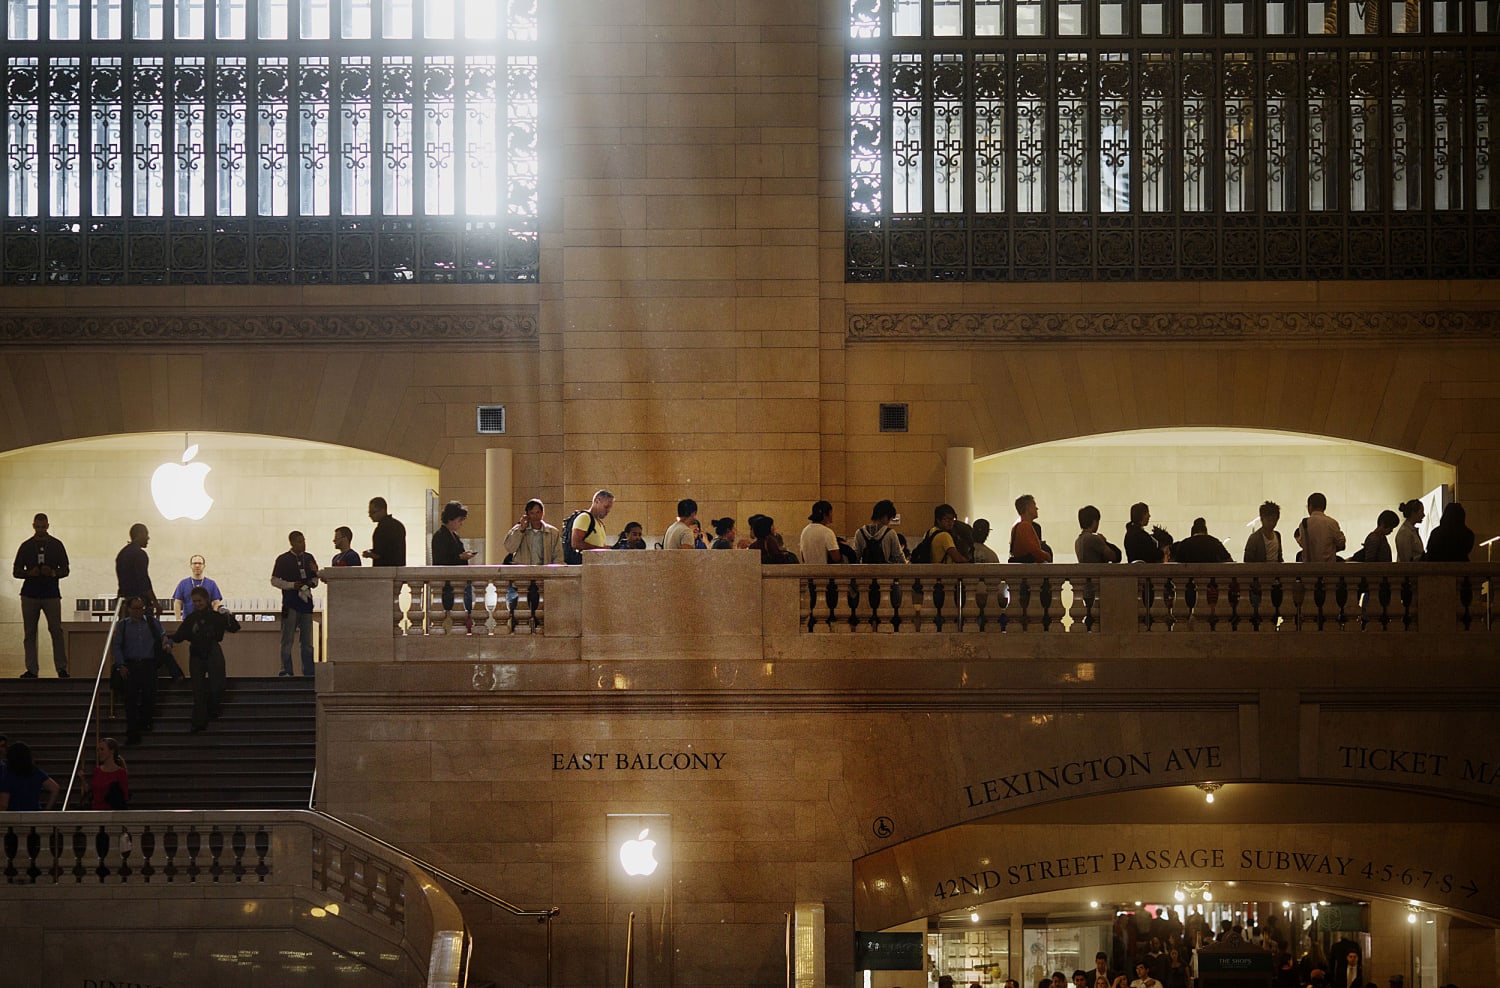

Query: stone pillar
[485,447,513,565]
[947,446,974,521]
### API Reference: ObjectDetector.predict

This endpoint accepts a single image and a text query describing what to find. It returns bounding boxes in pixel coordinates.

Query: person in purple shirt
[0,741,59,811]
[12,512,70,678]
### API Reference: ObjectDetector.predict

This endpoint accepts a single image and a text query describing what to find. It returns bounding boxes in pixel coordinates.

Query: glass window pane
[932,0,960,36]
[91,0,122,38]
[1015,0,1042,36]
[892,0,918,36]
[174,0,204,37]
[214,0,244,37]
[463,0,495,38]
[340,0,369,36]
[52,0,81,39]
[8,0,40,40]
[381,0,410,37]
[425,0,454,37]
[257,0,286,38]
[133,0,163,37]
[300,0,328,37]
[1057,2,1083,35]
[1100,1,1125,35]
[215,57,248,214]
[974,0,1001,36]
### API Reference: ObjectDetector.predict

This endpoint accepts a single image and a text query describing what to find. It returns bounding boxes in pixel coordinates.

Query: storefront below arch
[854,784,1500,988]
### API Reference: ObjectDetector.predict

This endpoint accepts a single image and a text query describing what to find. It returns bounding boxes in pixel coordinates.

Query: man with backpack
[911,504,969,564]
[852,500,905,564]
[564,490,615,564]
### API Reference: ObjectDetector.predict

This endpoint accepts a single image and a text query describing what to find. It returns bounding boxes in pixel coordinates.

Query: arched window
[847,0,1499,281]
[1,0,537,283]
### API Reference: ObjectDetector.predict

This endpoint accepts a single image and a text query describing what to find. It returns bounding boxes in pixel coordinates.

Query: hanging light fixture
[1195,782,1223,804]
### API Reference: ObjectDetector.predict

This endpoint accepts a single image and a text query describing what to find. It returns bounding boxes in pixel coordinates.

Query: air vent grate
[476,405,506,434]
[878,403,909,433]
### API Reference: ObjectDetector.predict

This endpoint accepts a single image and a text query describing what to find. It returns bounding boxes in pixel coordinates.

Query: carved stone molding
[847,309,1500,343]
[0,307,539,346]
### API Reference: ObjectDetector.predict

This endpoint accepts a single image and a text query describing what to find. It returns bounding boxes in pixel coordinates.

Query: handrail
[62,597,125,811]
[312,807,559,987]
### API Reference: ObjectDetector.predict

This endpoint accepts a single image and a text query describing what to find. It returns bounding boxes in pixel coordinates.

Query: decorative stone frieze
[846,309,1500,342]
[0,307,539,346]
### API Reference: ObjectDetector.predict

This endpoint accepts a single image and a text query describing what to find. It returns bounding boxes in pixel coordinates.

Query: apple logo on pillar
[619,829,659,877]
[151,444,214,521]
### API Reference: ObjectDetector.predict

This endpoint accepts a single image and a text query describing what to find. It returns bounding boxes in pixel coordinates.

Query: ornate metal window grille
[1,0,538,284]
[847,0,1499,281]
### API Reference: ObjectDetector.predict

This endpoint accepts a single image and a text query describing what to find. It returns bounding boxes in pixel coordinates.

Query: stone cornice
[0,307,539,346]
[846,308,1500,342]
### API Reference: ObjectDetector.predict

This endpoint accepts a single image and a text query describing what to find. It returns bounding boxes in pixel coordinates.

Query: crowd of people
[919,909,1444,988]
[520,490,1479,568]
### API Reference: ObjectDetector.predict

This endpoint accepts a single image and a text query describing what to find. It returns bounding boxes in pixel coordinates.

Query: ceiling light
[1195,782,1223,804]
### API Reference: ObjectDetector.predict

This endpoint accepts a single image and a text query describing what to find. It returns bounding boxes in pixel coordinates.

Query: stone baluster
[404,581,424,637]
[1334,575,1351,629]
[140,826,157,882]
[832,577,855,633]
[874,578,896,633]
[957,577,980,632]
[798,579,813,633]
[71,826,88,883]
[185,827,202,882]
[209,826,225,882]
[255,827,271,882]
[94,826,111,882]
[116,828,133,883]
[26,826,44,884]
[163,827,179,883]
[232,827,248,882]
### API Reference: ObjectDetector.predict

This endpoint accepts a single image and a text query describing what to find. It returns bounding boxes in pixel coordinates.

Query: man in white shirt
[970,519,1001,563]
[1130,961,1162,988]
[799,500,841,564]
[1296,492,1346,562]
[662,498,698,550]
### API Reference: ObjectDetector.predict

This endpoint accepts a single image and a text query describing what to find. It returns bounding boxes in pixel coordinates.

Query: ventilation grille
[476,405,506,434]
[878,403,909,433]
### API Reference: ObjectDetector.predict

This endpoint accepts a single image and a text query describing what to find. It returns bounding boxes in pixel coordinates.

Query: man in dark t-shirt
[363,497,407,566]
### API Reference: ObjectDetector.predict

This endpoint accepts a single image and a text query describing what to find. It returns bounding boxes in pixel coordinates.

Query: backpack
[560,510,597,565]
[908,528,937,564]
[859,526,889,564]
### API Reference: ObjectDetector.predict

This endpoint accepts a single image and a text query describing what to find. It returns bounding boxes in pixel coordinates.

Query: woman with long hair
[84,737,130,810]
[0,740,60,811]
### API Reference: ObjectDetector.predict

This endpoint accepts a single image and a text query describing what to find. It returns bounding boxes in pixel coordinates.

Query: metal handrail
[61,598,125,811]
[311,806,559,987]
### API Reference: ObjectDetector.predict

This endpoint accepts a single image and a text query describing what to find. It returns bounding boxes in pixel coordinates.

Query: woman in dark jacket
[1424,502,1475,561]
[1124,502,1167,562]
[748,514,795,564]
[432,500,478,633]
[169,586,240,732]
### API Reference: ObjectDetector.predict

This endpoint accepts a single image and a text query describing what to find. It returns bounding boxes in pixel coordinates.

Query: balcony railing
[0,810,468,987]
[323,559,1497,667]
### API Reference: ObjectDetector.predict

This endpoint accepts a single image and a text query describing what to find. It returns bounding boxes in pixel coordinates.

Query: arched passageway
[855,784,1500,988]
[971,429,1455,560]
[0,431,437,675]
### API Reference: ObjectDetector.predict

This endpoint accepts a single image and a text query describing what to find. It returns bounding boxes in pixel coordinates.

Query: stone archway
[853,785,1500,932]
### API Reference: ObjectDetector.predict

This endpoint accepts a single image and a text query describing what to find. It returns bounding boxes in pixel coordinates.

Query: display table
[62,613,321,679]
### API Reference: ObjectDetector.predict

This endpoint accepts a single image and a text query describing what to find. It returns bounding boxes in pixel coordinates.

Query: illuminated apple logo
[151,444,214,521]
[619,829,659,877]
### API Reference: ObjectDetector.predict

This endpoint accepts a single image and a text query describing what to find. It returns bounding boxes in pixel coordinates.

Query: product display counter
[62,611,321,679]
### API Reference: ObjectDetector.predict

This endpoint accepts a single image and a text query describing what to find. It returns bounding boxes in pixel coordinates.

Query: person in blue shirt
[112,596,172,745]
[0,741,59,811]
[171,554,223,616]
[331,526,362,567]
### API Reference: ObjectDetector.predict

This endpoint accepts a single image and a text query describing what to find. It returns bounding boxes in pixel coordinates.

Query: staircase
[0,675,316,810]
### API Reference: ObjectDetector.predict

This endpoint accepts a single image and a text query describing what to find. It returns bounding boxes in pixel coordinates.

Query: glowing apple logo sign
[151,444,214,521]
[619,828,659,877]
